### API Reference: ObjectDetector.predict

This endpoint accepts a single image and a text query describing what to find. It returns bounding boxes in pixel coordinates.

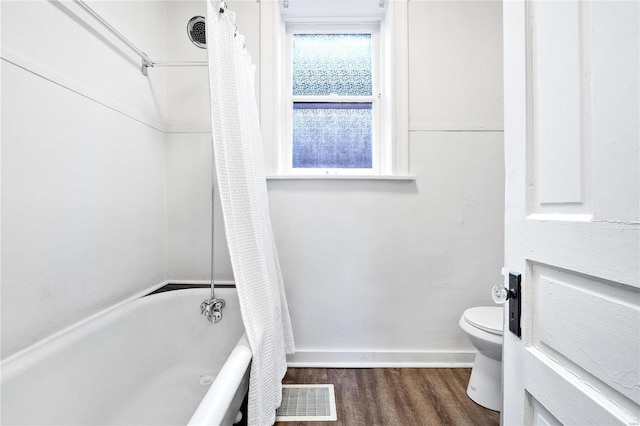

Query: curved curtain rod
[72,0,208,76]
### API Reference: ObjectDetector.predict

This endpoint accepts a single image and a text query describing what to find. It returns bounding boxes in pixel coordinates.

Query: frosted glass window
[293,103,372,169]
[293,34,372,96]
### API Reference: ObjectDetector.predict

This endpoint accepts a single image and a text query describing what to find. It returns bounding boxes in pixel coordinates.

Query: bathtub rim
[187,333,252,426]
[1,282,235,365]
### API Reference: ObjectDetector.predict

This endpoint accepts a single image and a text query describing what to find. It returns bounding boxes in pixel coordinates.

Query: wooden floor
[275,368,500,426]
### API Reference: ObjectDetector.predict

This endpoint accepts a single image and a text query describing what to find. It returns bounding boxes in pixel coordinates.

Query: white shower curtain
[205,2,295,425]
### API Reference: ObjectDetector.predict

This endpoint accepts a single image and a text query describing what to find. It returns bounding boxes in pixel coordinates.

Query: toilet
[459,306,503,411]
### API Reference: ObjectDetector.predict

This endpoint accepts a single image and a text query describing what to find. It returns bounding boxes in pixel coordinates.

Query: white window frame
[284,24,382,176]
[259,1,411,179]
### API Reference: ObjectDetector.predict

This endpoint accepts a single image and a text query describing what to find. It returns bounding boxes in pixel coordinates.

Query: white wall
[165,0,504,364]
[165,0,260,132]
[1,1,169,359]
[165,0,259,280]
[165,0,209,132]
[166,132,234,280]
[1,0,504,363]
[409,1,504,131]
[270,133,503,361]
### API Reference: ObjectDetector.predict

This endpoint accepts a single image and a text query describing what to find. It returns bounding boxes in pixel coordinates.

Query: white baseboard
[286,350,475,368]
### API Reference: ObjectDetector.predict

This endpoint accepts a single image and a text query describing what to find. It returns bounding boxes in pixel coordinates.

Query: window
[259,1,410,178]
[285,26,381,175]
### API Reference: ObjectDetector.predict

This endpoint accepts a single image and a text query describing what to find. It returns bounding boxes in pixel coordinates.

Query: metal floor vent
[276,384,337,422]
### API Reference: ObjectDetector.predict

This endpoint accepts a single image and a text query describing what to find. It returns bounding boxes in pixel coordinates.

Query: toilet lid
[463,307,503,336]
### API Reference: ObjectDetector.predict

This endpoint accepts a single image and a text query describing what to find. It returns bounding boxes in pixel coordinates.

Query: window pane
[293,103,372,169]
[293,34,372,96]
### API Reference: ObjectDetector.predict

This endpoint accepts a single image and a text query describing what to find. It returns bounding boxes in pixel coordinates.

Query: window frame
[283,23,383,176]
[259,1,411,179]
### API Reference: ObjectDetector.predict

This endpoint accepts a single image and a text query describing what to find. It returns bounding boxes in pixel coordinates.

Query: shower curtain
[205,1,295,425]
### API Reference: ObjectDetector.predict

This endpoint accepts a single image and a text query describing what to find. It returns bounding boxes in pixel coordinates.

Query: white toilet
[459,306,503,411]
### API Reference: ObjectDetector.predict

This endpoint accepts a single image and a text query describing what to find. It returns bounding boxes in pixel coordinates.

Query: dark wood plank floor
[275,368,499,426]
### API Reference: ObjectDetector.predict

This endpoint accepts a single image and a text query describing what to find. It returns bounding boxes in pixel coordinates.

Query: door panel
[524,351,638,425]
[503,0,639,424]
[529,397,562,426]
[531,263,640,406]
[530,0,584,207]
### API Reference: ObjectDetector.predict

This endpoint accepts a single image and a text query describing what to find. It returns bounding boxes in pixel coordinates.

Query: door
[502,1,639,424]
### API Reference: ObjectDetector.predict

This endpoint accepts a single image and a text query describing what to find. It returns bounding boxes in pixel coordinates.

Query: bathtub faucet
[200,297,226,323]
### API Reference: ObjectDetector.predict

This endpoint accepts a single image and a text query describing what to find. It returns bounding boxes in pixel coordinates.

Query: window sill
[265,174,416,181]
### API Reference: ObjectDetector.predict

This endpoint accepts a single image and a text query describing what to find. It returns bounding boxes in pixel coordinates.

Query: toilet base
[466,351,502,412]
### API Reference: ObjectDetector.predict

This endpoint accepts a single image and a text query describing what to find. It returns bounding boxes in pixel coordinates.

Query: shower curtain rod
[72,0,207,76]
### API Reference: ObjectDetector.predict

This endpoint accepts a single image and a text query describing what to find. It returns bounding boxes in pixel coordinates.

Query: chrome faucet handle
[492,285,516,305]
[208,310,222,323]
[200,297,225,323]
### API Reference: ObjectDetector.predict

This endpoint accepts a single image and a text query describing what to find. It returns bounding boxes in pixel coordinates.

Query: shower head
[187,16,206,49]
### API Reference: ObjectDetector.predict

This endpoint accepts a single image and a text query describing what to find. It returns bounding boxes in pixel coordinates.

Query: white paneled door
[503,1,639,424]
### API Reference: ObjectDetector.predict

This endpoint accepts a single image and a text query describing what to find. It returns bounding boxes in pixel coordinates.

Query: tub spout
[201,298,226,323]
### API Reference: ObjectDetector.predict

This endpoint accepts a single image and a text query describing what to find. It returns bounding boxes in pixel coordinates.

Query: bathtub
[1,288,251,426]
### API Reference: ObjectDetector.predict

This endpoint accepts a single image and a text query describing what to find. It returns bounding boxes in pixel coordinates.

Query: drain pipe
[200,139,225,323]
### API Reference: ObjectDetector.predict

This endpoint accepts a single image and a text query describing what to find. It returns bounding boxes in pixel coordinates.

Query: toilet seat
[463,307,503,336]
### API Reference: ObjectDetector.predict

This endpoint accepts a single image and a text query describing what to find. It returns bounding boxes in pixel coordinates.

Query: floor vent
[276,384,337,422]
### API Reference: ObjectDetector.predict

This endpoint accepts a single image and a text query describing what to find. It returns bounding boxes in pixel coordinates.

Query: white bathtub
[1,288,251,426]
